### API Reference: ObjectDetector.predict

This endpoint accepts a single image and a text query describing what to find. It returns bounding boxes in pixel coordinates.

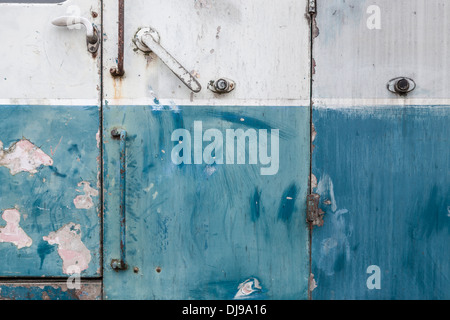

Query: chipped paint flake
[234,278,262,299]
[0,139,53,175]
[43,223,91,274]
[73,181,99,210]
[0,209,32,249]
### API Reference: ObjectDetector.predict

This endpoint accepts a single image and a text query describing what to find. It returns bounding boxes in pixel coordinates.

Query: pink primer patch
[73,181,99,210]
[0,139,53,175]
[43,223,91,274]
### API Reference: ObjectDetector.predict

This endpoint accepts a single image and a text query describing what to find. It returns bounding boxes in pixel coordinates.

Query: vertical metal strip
[111,129,127,271]
[110,0,125,77]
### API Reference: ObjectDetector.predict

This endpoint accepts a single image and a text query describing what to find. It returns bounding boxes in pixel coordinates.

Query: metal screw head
[215,79,228,91]
[395,78,410,93]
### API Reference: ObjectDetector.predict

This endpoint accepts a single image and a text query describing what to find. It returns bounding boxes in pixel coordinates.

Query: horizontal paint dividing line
[0,99,100,106]
[104,98,311,107]
[313,98,450,108]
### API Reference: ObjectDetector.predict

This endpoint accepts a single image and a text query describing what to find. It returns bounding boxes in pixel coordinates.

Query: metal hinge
[307,194,324,227]
[308,0,316,15]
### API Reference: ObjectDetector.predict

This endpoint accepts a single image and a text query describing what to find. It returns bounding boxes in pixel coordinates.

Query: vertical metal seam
[99,0,105,300]
[308,0,316,301]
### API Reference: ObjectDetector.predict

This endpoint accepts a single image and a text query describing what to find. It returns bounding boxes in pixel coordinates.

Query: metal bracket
[308,0,317,15]
[307,194,324,227]
[207,78,236,94]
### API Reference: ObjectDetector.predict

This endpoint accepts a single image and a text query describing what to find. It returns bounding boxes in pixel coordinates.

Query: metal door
[102,0,312,299]
[0,0,102,299]
[311,0,450,299]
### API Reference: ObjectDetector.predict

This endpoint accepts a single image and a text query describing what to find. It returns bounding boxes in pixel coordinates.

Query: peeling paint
[310,173,318,191]
[43,223,91,274]
[234,278,262,299]
[0,209,32,249]
[73,181,99,210]
[309,273,318,292]
[0,139,53,175]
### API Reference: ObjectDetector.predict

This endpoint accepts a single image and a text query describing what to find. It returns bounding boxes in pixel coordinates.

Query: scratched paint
[0,282,102,300]
[0,209,32,249]
[0,139,53,175]
[73,181,99,210]
[103,105,310,300]
[43,223,92,275]
[312,106,450,299]
[0,105,100,277]
[234,278,263,299]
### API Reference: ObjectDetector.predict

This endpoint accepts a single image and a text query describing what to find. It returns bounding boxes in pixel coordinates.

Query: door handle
[51,16,100,54]
[133,27,202,93]
[110,129,128,271]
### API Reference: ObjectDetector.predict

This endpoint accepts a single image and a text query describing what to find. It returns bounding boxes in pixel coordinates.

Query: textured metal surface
[311,106,450,299]
[0,281,101,300]
[311,0,450,300]
[0,106,101,277]
[313,0,450,102]
[0,0,101,101]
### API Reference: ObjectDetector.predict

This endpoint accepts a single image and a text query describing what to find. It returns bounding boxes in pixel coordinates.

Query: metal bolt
[215,79,228,92]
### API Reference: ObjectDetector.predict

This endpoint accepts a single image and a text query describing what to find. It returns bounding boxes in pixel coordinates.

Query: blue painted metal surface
[312,106,450,299]
[0,282,101,300]
[0,105,101,277]
[103,104,310,300]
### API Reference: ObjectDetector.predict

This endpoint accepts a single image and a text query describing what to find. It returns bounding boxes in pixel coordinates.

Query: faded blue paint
[312,106,450,299]
[103,105,310,300]
[0,105,101,277]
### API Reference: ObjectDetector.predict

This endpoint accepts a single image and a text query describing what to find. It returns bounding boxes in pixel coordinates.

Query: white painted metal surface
[103,0,311,106]
[0,0,101,102]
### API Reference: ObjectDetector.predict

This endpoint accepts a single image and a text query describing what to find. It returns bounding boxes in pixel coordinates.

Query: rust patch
[307,194,324,227]
[112,77,123,100]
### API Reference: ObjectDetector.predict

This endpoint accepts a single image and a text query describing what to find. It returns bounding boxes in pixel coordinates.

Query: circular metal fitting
[387,77,416,95]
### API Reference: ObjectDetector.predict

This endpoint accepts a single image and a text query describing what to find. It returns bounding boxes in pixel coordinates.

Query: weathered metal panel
[313,0,450,102]
[0,281,101,300]
[103,104,310,299]
[102,0,310,105]
[0,0,101,103]
[311,106,450,299]
[102,0,311,300]
[312,0,450,299]
[0,106,101,277]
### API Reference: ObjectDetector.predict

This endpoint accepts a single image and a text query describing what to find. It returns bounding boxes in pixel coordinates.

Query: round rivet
[215,79,228,91]
[395,78,410,93]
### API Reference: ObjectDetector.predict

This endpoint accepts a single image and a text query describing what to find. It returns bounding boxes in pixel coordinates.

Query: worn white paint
[0,139,53,175]
[43,223,91,274]
[234,278,262,299]
[73,181,99,210]
[0,209,32,250]
[103,0,310,105]
[0,0,101,100]
[313,0,450,101]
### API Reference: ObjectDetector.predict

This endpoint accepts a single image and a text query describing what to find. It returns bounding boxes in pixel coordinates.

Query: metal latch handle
[51,16,100,53]
[134,27,202,93]
[110,129,128,271]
